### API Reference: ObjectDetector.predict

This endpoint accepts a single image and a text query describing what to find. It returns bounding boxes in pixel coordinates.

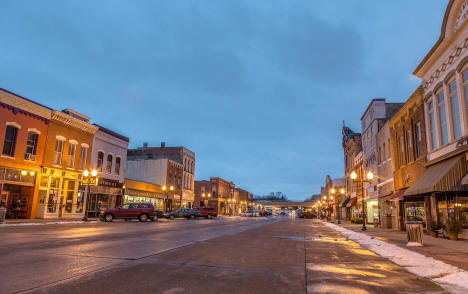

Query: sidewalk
[1,218,99,226]
[334,221,468,271]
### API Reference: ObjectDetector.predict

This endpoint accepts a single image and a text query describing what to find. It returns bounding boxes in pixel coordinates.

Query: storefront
[79,179,123,218]
[36,167,82,219]
[365,198,379,225]
[0,166,36,218]
[123,188,165,211]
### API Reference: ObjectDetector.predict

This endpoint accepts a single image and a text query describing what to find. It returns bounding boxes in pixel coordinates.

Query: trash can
[0,207,7,224]
[406,221,424,245]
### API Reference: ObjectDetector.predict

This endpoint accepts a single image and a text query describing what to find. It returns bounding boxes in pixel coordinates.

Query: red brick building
[0,89,51,218]
[195,177,235,215]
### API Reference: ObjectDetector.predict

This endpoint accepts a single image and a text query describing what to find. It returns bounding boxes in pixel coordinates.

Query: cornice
[52,111,98,134]
[0,89,52,120]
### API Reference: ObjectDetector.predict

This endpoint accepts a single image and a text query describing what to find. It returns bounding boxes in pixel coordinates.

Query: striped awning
[405,155,467,196]
[346,197,357,207]
[387,189,406,201]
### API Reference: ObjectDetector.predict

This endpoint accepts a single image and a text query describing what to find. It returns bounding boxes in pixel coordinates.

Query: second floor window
[429,101,437,150]
[115,157,121,175]
[382,143,386,161]
[54,139,64,165]
[25,132,38,158]
[450,81,462,139]
[438,92,448,145]
[416,123,423,158]
[400,136,405,167]
[67,143,76,168]
[97,151,104,171]
[407,130,413,162]
[106,154,113,173]
[79,147,87,170]
[2,126,18,157]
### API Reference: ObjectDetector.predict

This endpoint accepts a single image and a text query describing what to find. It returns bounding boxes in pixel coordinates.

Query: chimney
[143,142,148,148]
[161,142,166,148]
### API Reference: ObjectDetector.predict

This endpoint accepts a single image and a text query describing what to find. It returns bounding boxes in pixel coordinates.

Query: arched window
[449,79,462,139]
[106,154,113,173]
[115,157,121,175]
[97,151,104,171]
[437,89,448,146]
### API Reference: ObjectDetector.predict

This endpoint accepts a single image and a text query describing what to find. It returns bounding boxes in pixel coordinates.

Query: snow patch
[325,222,468,294]
[0,221,99,227]
[406,241,424,247]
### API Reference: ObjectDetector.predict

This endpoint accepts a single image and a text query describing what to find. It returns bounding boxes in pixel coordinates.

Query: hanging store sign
[82,177,99,186]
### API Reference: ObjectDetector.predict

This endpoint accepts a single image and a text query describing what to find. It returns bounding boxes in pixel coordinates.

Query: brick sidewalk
[331,221,468,271]
[2,218,97,224]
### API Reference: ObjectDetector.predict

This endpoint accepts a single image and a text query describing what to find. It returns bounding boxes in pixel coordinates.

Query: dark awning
[405,155,467,196]
[340,197,350,206]
[387,189,406,201]
[346,197,357,207]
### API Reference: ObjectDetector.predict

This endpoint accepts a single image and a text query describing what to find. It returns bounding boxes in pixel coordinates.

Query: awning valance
[346,197,357,207]
[405,156,467,196]
[387,190,406,202]
[125,188,166,199]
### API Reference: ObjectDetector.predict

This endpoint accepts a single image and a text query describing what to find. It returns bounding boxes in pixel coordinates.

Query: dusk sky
[0,1,447,200]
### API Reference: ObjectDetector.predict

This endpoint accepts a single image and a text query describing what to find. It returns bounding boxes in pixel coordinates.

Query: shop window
[449,81,462,139]
[2,126,18,157]
[415,122,423,158]
[405,202,426,223]
[428,101,438,150]
[79,147,87,170]
[25,132,38,160]
[67,143,76,168]
[399,136,405,166]
[407,130,413,162]
[53,139,64,165]
[39,176,49,188]
[115,157,121,175]
[106,154,113,173]
[47,189,58,213]
[437,92,448,145]
[76,191,83,213]
[97,151,104,172]
[64,180,75,213]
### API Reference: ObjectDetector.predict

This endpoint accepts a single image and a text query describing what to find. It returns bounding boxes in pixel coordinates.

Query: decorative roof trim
[52,110,98,134]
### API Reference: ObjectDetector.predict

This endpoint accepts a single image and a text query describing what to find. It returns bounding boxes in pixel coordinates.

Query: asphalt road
[0,217,446,294]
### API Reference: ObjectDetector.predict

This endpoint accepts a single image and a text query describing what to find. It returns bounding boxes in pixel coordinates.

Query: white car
[241,210,262,217]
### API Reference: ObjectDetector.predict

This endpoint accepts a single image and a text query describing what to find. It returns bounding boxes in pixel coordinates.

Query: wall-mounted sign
[82,178,99,186]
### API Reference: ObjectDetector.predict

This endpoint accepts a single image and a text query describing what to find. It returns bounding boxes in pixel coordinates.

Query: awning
[346,197,357,207]
[125,188,166,199]
[405,155,467,196]
[387,190,406,202]
[340,197,350,206]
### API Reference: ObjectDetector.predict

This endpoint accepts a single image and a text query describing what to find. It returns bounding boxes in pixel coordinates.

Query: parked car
[260,210,272,216]
[100,203,157,222]
[194,207,217,219]
[241,210,262,217]
[298,211,316,219]
[165,208,197,220]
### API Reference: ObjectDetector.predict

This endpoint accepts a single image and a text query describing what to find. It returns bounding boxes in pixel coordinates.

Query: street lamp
[82,169,97,221]
[201,192,211,207]
[351,170,373,231]
[331,187,346,224]
[163,185,174,211]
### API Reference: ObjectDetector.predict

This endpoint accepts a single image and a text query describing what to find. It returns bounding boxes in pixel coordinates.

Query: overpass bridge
[253,201,315,209]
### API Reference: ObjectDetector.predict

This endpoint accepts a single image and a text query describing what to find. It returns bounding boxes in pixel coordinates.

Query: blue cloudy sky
[0,1,447,200]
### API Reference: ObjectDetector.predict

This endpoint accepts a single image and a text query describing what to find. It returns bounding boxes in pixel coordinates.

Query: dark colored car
[298,211,316,219]
[100,203,157,222]
[194,207,217,219]
[165,208,197,219]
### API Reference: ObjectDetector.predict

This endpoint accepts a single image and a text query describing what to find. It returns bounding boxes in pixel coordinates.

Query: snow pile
[325,222,468,294]
[0,220,99,227]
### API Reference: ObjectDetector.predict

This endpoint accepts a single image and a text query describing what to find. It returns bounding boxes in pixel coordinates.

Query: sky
[0,0,448,200]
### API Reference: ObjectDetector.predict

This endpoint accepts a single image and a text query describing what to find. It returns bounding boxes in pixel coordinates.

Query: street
[0,217,446,294]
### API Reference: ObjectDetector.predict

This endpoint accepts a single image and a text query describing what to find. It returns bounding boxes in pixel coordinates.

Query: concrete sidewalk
[2,218,98,224]
[333,221,468,271]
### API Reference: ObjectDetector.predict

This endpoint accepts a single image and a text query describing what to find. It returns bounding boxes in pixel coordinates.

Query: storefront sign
[82,177,98,186]
[98,178,123,188]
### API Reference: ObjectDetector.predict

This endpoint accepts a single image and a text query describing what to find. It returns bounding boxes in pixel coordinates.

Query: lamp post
[163,185,174,212]
[351,170,373,231]
[82,169,97,221]
[331,187,346,224]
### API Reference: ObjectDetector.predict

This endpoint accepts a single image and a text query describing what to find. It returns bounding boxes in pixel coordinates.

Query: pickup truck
[194,207,217,219]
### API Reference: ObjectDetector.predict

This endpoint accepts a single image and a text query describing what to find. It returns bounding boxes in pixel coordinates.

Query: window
[79,147,87,170]
[53,139,64,165]
[449,81,462,139]
[437,92,448,145]
[97,151,104,171]
[387,139,391,160]
[416,123,423,158]
[2,126,18,157]
[400,136,405,166]
[67,143,76,168]
[464,71,468,125]
[106,154,113,173]
[382,143,386,162]
[115,157,121,175]
[378,147,382,164]
[429,101,437,150]
[25,132,38,158]
[407,130,413,162]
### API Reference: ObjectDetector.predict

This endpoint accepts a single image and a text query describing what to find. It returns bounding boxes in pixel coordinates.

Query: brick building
[0,89,51,219]
[194,177,235,215]
[36,109,98,219]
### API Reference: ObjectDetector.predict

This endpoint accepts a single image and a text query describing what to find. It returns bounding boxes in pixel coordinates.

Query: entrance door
[58,196,64,218]
[1,191,8,208]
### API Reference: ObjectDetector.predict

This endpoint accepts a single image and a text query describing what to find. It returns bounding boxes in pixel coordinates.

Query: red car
[100,203,157,222]
[194,207,217,219]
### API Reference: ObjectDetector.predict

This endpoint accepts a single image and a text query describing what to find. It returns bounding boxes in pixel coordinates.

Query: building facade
[410,0,468,235]
[127,143,195,208]
[0,89,51,219]
[194,177,235,215]
[123,178,167,211]
[84,125,129,217]
[376,122,395,228]
[36,109,98,219]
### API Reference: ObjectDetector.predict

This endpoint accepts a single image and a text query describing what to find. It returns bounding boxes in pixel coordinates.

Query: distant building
[194,177,235,215]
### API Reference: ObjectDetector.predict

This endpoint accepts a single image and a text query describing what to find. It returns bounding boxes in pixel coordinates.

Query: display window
[405,202,425,223]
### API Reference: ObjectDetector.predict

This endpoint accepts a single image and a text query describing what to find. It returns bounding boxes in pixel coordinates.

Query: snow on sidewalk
[325,222,468,294]
[0,220,99,227]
